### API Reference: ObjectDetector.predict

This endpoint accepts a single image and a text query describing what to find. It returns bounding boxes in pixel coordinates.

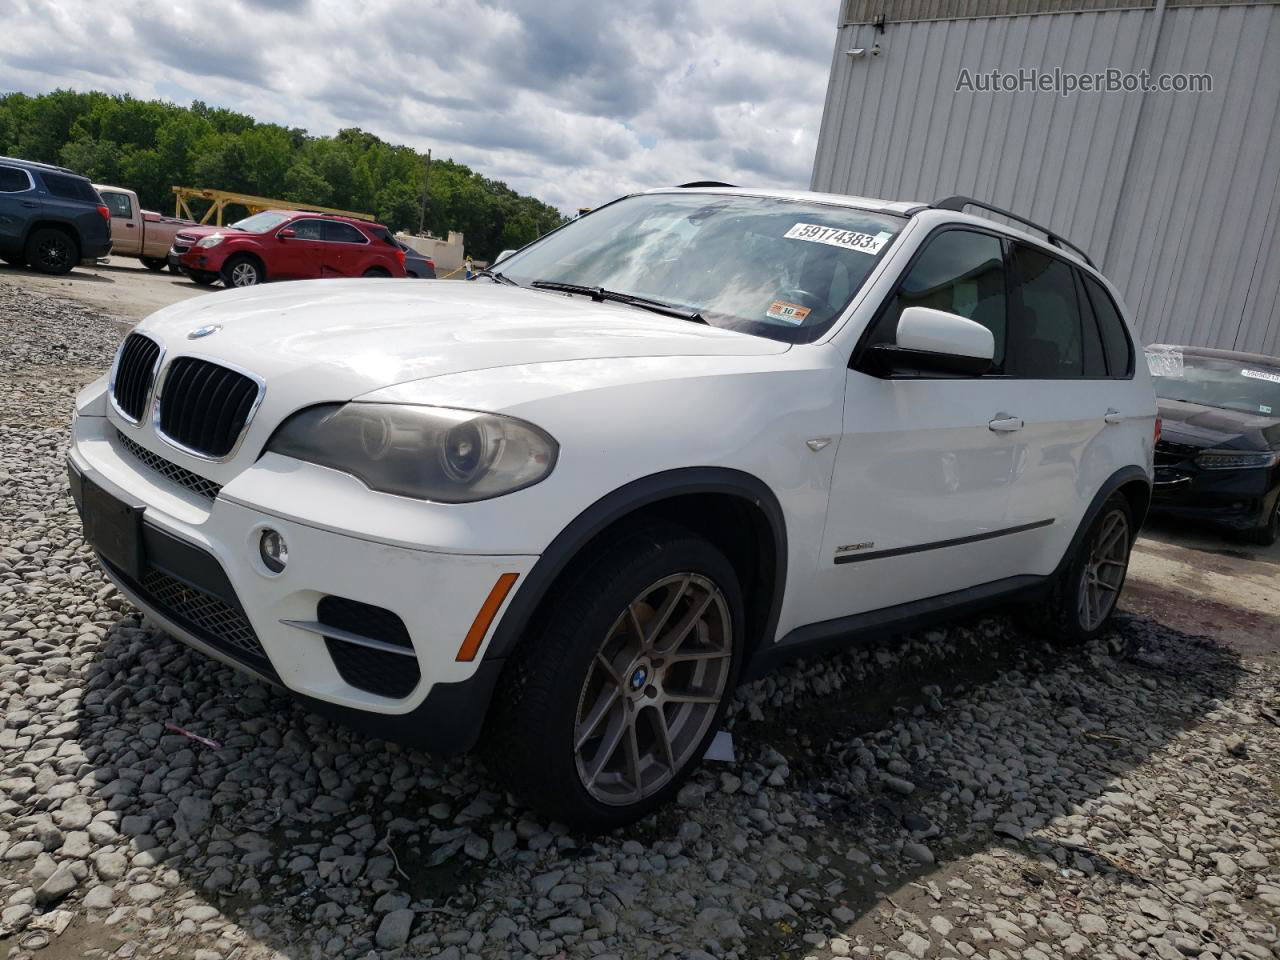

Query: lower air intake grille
[138,568,271,671]
[318,596,420,699]
[117,430,222,501]
[111,333,161,422]
[157,357,260,458]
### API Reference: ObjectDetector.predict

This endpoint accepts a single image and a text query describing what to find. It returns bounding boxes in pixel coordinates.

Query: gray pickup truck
[0,156,112,274]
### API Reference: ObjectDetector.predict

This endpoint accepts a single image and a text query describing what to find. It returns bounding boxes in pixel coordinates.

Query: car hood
[1157,398,1280,451]
[137,278,788,401]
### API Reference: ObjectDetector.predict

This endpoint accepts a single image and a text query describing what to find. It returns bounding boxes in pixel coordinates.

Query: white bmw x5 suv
[69,186,1156,829]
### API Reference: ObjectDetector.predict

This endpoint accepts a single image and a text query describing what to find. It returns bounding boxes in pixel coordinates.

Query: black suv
[0,156,112,275]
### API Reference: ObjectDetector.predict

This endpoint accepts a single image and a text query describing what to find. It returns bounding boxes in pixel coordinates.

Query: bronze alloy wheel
[573,573,732,806]
[1077,507,1130,631]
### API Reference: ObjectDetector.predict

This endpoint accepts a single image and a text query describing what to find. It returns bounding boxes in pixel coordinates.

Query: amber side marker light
[456,573,520,662]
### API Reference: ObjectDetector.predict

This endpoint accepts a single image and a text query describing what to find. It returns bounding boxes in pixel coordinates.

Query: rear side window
[40,172,100,203]
[325,222,367,244]
[369,225,398,246]
[871,229,1008,368]
[1080,273,1134,377]
[0,166,31,192]
[102,192,133,218]
[1006,244,1092,379]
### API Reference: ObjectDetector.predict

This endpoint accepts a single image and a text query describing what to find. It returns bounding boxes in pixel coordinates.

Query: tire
[1022,494,1135,645]
[483,523,744,831]
[141,257,167,271]
[187,271,218,287]
[1246,490,1280,546]
[362,267,390,278]
[24,227,78,275]
[221,255,264,288]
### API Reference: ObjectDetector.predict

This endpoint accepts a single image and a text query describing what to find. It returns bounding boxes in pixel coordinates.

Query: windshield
[496,192,904,343]
[1147,350,1280,416]
[228,212,291,234]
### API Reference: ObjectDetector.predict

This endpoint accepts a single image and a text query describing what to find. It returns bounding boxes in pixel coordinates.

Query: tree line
[0,90,567,259]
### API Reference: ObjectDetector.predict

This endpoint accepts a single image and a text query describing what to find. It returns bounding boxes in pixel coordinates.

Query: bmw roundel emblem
[188,324,221,340]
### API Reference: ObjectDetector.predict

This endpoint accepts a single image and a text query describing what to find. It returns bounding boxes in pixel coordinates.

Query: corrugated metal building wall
[811,0,1280,354]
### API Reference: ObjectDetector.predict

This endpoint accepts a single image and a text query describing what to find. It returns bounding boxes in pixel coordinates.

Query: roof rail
[931,195,1094,268]
[676,180,737,188]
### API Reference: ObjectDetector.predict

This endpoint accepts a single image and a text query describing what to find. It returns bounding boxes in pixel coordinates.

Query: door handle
[989,413,1024,432]
[22,201,38,208]
[1103,408,1123,424]
[125,223,135,228]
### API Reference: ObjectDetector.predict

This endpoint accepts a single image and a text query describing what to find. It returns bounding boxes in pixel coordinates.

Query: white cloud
[0,0,841,213]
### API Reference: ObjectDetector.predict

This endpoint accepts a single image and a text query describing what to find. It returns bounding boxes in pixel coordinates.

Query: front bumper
[1150,463,1275,530]
[68,413,534,754]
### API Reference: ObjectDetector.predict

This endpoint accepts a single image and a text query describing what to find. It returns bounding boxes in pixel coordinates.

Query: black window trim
[37,170,98,202]
[853,221,1136,382]
[322,220,371,245]
[0,165,36,194]
[101,190,133,219]
[1077,268,1136,380]
[851,221,1015,379]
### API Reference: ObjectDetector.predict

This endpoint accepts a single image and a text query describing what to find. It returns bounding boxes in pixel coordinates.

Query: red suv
[173,210,406,287]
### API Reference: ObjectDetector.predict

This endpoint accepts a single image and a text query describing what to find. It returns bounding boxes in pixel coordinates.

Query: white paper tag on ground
[705,730,736,763]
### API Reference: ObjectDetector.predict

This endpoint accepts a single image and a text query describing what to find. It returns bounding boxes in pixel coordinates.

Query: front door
[273,219,326,279]
[808,227,1042,624]
[0,165,38,250]
[100,190,139,255]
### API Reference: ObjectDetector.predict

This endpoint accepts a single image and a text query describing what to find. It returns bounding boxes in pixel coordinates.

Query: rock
[883,776,916,796]
[1222,734,1246,757]
[677,783,706,808]
[35,865,78,905]
[84,884,116,909]
[903,842,934,864]
[899,931,930,959]
[2,840,43,861]
[175,796,213,837]
[128,882,165,904]
[375,909,415,948]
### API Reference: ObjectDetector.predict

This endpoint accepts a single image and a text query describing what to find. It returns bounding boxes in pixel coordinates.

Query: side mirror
[494,249,517,263]
[860,306,994,377]
[278,228,295,240]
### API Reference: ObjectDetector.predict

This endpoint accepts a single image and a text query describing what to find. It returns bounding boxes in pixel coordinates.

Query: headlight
[266,403,558,502]
[1194,450,1279,470]
[196,234,225,249]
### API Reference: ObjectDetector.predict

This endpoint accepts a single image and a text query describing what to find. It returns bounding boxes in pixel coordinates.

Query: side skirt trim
[834,519,1054,564]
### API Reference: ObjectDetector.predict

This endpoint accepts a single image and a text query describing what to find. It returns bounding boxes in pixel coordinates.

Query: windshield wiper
[530,280,706,324]
[478,269,518,285]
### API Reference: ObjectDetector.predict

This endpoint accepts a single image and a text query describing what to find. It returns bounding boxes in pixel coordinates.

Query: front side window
[325,222,367,244]
[1147,351,1280,416]
[229,212,291,234]
[0,166,31,193]
[290,219,326,241]
[1006,244,1091,379]
[869,229,1008,367]
[496,192,904,343]
[102,192,133,219]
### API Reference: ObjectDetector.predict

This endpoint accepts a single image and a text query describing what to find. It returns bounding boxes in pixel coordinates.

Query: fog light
[259,529,288,573]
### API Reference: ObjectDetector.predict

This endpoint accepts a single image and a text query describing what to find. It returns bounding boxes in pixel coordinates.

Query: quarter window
[872,229,1008,368]
[102,192,133,218]
[0,166,30,193]
[325,222,367,244]
[1080,273,1134,377]
[40,172,99,203]
[1006,244,1091,379]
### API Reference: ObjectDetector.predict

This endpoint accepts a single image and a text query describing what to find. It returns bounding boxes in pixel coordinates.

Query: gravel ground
[1,277,1277,960]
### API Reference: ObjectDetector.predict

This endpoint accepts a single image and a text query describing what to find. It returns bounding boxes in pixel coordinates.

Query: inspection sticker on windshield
[784,223,891,254]
[1242,368,1280,384]
[767,300,811,325]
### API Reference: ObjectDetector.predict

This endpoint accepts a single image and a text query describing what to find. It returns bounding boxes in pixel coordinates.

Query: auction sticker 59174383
[784,223,892,254]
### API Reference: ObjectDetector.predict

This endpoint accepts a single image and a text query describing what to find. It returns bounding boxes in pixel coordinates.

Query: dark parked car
[1147,344,1280,544]
[173,210,406,287]
[397,240,436,278]
[0,156,112,274]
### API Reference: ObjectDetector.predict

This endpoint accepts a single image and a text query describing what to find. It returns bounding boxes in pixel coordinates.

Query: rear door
[0,164,38,249]
[321,221,371,276]
[809,227,1036,623]
[274,218,326,279]
[998,242,1131,574]
[99,189,139,255]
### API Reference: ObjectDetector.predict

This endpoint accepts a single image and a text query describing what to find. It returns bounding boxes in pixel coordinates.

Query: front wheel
[187,270,218,286]
[483,524,743,831]
[221,255,264,288]
[362,267,390,278]
[141,257,167,271]
[1247,490,1280,546]
[1023,494,1134,645]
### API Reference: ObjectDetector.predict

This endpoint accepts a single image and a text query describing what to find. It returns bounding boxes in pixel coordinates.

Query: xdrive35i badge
[187,324,221,339]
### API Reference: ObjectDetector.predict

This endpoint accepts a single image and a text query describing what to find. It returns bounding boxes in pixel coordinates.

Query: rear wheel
[25,227,78,275]
[483,524,743,831]
[141,257,167,271]
[1021,494,1134,645]
[221,255,264,288]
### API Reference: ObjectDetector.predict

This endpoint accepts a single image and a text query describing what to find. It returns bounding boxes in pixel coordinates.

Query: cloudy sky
[0,0,842,213]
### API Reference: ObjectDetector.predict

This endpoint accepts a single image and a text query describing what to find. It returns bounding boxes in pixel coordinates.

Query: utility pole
[418,149,431,236]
